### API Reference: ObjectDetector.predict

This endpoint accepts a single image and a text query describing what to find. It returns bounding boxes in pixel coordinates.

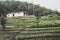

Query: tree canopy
[0,1,60,17]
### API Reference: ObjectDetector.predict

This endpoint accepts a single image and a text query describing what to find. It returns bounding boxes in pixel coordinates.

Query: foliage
[2,16,60,28]
[0,1,60,17]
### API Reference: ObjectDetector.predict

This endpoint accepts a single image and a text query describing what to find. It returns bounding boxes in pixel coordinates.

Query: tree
[17,2,27,11]
[0,3,9,30]
[1,16,6,30]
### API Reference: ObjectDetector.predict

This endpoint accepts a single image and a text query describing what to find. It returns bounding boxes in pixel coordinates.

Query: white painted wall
[7,13,13,17]
[7,12,25,17]
[14,12,24,17]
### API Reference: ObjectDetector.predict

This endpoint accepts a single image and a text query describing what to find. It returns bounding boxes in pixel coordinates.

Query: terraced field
[0,16,60,40]
[5,16,60,28]
[16,27,60,39]
[0,27,60,40]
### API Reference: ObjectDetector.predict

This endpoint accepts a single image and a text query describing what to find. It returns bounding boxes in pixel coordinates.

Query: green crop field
[4,15,60,28]
[0,15,60,29]
[0,16,60,40]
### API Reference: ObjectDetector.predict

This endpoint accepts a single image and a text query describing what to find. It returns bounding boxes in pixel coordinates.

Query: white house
[7,12,26,17]
[7,11,35,17]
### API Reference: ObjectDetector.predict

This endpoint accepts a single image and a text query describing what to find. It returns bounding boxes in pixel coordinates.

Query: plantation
[3,15,60,28]
[0,0,60,40]
[0,15,60,40]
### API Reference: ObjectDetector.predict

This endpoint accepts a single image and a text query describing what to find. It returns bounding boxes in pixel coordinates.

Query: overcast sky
[15,0,60,12]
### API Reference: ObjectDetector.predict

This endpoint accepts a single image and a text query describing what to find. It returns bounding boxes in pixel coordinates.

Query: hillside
[0,1,60,17]
[0,1,60,40]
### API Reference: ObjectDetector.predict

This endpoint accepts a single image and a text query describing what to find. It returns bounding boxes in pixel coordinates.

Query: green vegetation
[16,27,60,39]
[0,15,60,40]
[0,1,60,17]
[0,0,60,40]
[0,15,58,28]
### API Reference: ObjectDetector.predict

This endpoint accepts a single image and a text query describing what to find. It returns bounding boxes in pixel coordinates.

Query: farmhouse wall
[7,12,25,17]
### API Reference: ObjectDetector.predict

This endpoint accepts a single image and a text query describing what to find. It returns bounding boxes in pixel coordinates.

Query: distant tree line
[0,0,60,17]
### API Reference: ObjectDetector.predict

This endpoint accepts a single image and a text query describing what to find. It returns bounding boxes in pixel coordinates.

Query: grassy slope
[16,27,60,38]
[5,16,60,28]
[0,16,60,39]
[5,16,60,39]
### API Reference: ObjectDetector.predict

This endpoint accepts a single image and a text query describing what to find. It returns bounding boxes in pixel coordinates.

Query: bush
[31,20,60,28]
